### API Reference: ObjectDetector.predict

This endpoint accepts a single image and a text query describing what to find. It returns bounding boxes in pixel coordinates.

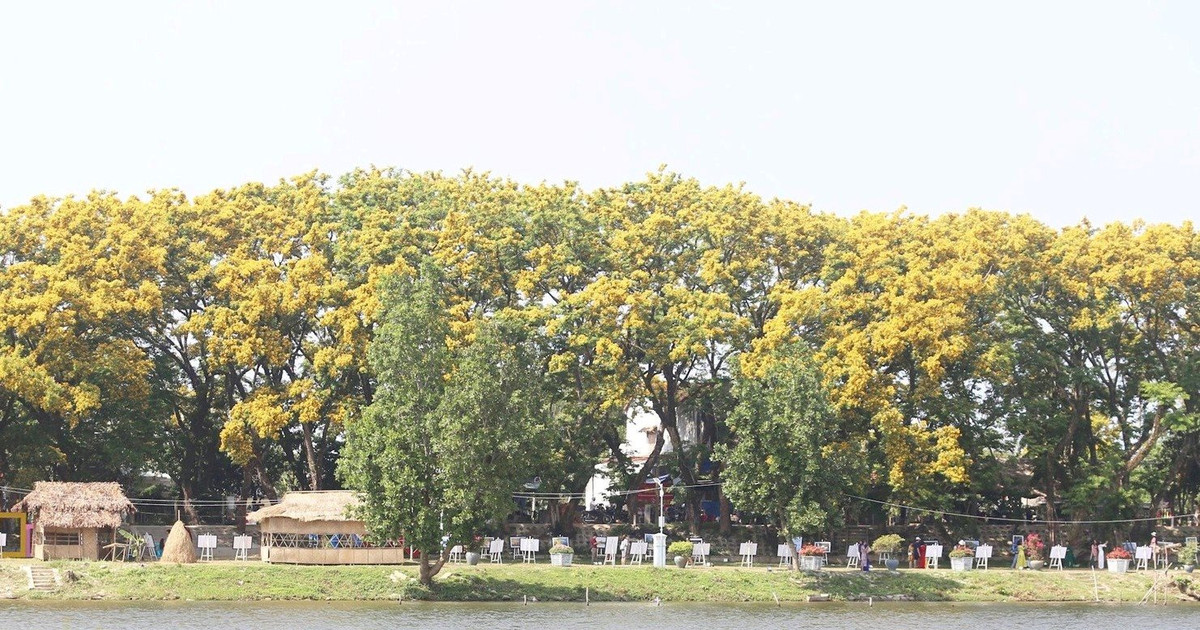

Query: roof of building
[14,481,135,529]
[246,490,360,523]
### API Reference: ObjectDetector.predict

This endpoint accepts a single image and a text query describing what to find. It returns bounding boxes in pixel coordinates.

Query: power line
[842,493,1167,526]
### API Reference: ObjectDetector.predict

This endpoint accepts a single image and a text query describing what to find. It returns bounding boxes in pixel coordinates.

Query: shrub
[548,543,573,555]
[871,534,903,553]
[799,544,827,556]
[1024,533,1045,561]
[1177,542,1197,566]
[1107,546,1132,560]
[949,545,973,558]
[667,541,694,557]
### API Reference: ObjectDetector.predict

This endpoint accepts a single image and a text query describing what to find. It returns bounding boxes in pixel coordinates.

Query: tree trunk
[300,420,322,490]
[626,429,665,524]
[418,549,448,587]
[179,484,201,524]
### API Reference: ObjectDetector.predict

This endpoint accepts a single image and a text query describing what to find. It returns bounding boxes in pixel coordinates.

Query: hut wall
[259,517,367,536]
[37,526,96,561]
[258,516,401,564]
[265,546,406,565]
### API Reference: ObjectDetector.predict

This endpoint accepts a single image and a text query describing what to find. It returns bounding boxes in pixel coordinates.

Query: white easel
[233,535,252,561]
[739,541,758,567]
[197,534,217,561]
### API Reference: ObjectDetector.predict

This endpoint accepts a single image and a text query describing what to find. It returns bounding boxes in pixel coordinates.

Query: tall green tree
[338,263,548,586]
[718,342,860,552]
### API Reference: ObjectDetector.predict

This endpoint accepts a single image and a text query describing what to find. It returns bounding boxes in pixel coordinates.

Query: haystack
[160,520,197,563]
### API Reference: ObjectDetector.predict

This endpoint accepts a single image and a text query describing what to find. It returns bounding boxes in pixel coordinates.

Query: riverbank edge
[2,559,1195,604]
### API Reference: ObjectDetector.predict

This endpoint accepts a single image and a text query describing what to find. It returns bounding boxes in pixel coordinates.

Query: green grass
[0,558,1190,604]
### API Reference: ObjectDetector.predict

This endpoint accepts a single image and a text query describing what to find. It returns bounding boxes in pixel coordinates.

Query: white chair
[777,543,794,568]
[1048,545,1066,570]
[449,544,464,563]
[924,544,943,569]
[197,534,217,562]
[1135,546,1152,571]
[692,542,710,566]
[739,542,758,567]
[603,536,619,566]
[630,541,647,565]
[974,544,992,570]
[489,537,505,563]
[845,544,860,569]
[233,534,252,561]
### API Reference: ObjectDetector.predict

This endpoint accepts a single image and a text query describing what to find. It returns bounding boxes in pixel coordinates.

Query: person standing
[1090,539,1099,569]
[1011,537,1021,569]
[910,537,923,568]
[859,540,871,571]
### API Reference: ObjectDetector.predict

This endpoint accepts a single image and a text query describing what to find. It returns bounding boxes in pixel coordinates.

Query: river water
[2,601,1195,629]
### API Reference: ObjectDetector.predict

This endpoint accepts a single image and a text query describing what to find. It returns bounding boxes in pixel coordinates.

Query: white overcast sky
[1,1,1197,227]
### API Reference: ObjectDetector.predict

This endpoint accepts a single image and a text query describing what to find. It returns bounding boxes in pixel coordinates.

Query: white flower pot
[799,555,821,570]
[550,553,573,567]
[1107,558,1129,573]
[950,556,973,571]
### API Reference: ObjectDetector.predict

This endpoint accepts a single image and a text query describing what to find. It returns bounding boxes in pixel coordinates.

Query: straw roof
[160,520,197,563]
[246,490,360,523]
[14,481,135,529]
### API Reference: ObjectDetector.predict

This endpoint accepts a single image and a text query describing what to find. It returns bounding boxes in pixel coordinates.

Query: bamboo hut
[15,482,135,561]
[247,490,405,564]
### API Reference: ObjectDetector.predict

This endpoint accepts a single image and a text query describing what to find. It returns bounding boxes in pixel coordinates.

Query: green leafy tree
[718,342,860,555]
[338,263,549,586]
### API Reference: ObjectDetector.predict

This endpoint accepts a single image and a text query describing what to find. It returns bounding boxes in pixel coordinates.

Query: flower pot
[885,557,900,572]
[550,553,573,567]
[466,552,480,566]
[1184,564,1194,573]
[1028,560,1044,571]
[799,555,821,571]
[1107,558,1129,573]
[674,555,688,568]
[950,556,973,571]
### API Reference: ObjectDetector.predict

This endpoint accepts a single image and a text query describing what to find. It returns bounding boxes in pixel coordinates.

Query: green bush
[872,534,903,553]
[1177,542,1198,566]
[668,541,694,557]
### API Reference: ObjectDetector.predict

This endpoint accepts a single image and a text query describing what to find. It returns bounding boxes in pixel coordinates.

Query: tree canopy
[1,167,1197,549]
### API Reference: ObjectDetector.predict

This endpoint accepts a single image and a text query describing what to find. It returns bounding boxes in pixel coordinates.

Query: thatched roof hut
[247,491,404,564]
[15,481,135,561]
[246,490,359,524]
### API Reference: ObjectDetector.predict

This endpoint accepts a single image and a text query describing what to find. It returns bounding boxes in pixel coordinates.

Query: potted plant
[949,544,974,571]
[668,541,693,568]
[798,544,826,571]
[1107,546,1132,573]
[1177,542,1197,573]
[549,543,574,567]
[872,534,903,571]
[1024,533,1045,570]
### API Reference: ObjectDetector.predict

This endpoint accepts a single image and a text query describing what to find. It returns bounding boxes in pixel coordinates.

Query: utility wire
[842,493,1170,526]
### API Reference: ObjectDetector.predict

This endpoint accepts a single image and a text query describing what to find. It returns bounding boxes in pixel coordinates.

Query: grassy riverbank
[1,558,1193,603]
